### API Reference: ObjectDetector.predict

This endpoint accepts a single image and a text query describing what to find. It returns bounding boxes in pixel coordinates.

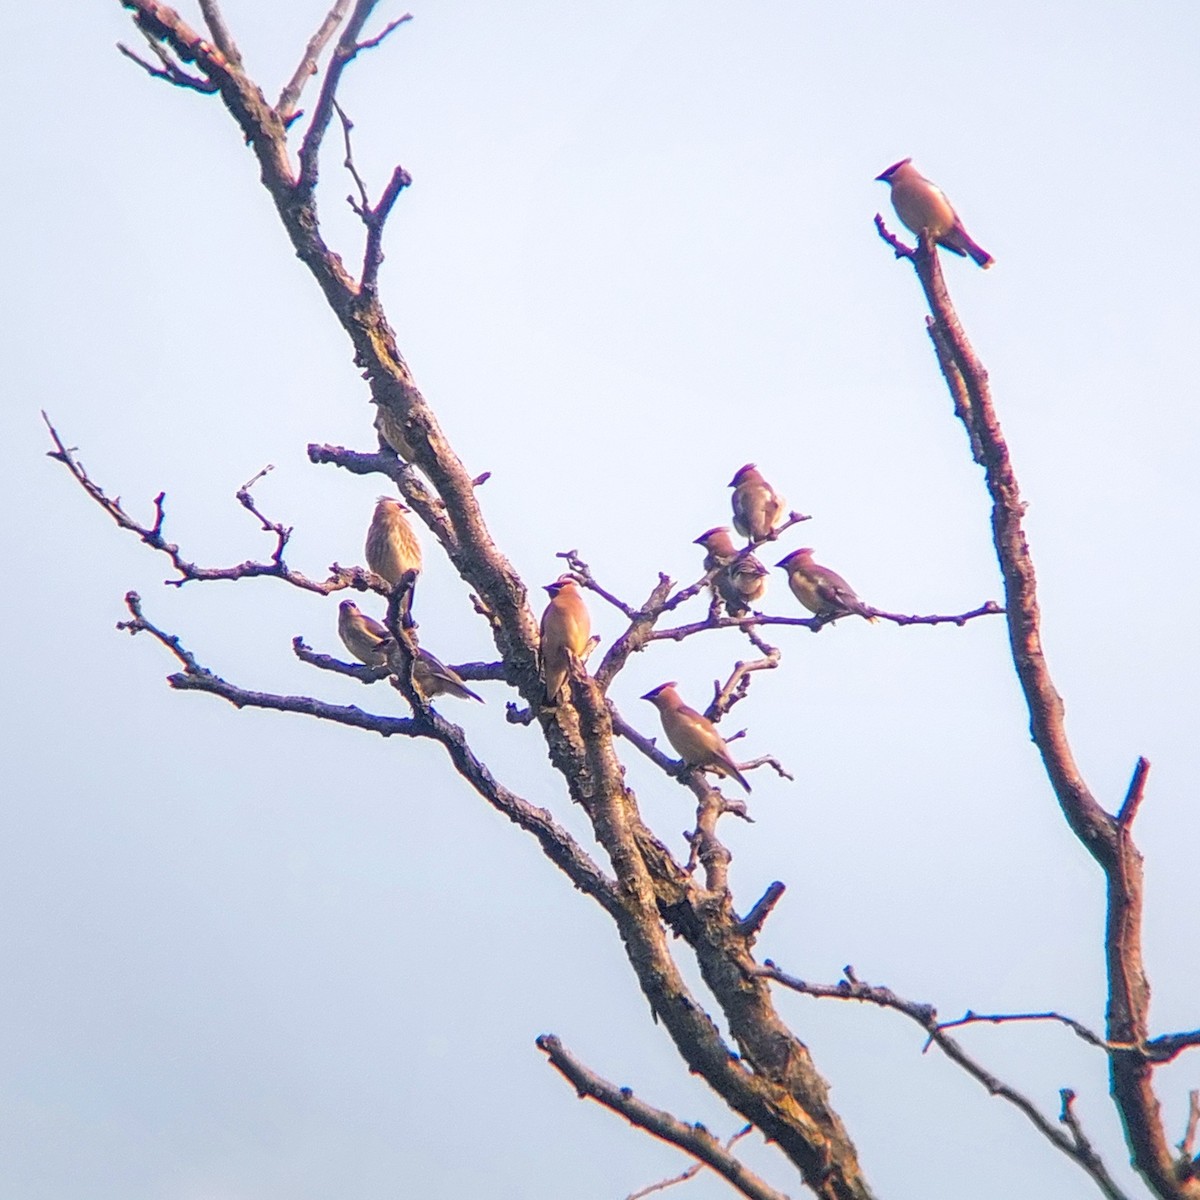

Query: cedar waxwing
[729,464,786,542]
[693,528,767,616]
[722,556,769,617]
[412,648,484,703]
[338,599,393,667]
[373,399,417,461]
[365,496,422,590]
[539,576,592,704]
[776,548,876,622]
[694,526,739,573]
[641,682,751,793]
[875,159,993,269]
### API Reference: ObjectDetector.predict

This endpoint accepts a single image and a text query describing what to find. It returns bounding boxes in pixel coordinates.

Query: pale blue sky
[2,3,1198,1198]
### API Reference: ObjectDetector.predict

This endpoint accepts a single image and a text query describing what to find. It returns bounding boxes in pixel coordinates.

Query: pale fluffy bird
[365,496,423,590]
[641,682,751,793]
[776,548,876,622]
[539,576,592,704]
[876,158,993,268]
[693,527,768,617]
[729,464,786,542]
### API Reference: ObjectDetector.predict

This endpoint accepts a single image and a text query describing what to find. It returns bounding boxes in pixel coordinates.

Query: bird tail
[717,755,752,793]
[947,224,994,268]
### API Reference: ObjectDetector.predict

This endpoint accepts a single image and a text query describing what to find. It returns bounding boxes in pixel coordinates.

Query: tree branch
[625,1125,755,1200]
[756,963,1134,1200]
[536,1035,790,1200]
[885,222,1197,1200]
[120,593,620,914]
[46,414,374,595]
[277,0,352,123]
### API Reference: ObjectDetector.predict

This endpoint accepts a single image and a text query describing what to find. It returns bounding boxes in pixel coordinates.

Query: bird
[875,158,993,268]
[412,648,484,703]
[729,464,786,542]
[372,398,417,462]
[693,528,768,616]
[722,556,769,616]
[337,600,483,702]
[776,548,876,622]
[539,576,592,704]
[365,496,422,591]
[641,682,751,793]
[338,599,393,667]
[694,525,739,573]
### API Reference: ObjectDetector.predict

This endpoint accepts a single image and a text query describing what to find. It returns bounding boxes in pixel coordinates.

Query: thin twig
[537,1035,790,1200]
[45,414,371,595]
[277,0,352,122]
[625,1127,755,1200]
[117,33,217,92]
[756,963,1133,1200]
[197,0,241,65]
[737,882,786,939]
[1179,1090,1200,1162]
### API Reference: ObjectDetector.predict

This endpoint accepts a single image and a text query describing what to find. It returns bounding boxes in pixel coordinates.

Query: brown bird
[729,464,786,542]
[365,496,423,590]
[373,399,418,462]
[641,682,751,793]
[539,576,592,704]
[776,548,876,622]
[722,556,769,616]
[412,648,484,703]
[693,528,768,616]
[875,159,993,268]
[694,526,739,573]
[338,599,393,667]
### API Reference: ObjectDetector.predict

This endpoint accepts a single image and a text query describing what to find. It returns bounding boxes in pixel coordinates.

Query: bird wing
[813,567,870,616]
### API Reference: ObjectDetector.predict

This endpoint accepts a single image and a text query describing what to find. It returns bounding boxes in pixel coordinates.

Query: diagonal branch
[297,1,411,195]
[883,222,1198,1200]
[626,1125,755,1200]
[756,963,1133,1200]
[277,0,352,123]
[46,415,372,595]
[117,29,217,91]
[536,1035,791,1200]
[196,0,241,65]
[121,594,619,914]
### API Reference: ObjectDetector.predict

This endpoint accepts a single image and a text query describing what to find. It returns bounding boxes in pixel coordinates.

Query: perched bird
[412,648,484,704]
[338,599,393,667]
[372,398,417,462]
[337,601,483,702]
[365,496,423,590]
[694,526,739,573]
[693,528,768,616]
[875,159,993,268]
[641,682,751,793]
[722,556,769,616]
[539,576,592,704]
[776,548,876,622]
[729,464,786,542]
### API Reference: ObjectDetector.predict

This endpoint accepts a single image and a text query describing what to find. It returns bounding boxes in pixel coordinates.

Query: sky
[2,2,1198,1198]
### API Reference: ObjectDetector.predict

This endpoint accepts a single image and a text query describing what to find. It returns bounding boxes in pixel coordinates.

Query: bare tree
[49,4,1198,1198]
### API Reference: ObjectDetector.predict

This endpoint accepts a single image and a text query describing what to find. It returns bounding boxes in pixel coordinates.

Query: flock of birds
[337,463,875,798]
[335,159,992,795]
